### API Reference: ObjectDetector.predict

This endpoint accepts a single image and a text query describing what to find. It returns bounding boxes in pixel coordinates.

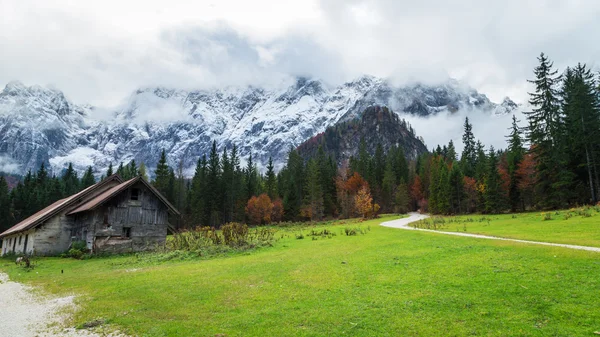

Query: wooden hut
[0,174,179,256]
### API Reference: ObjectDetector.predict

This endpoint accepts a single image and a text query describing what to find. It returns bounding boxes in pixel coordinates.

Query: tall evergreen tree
[138,162,149,181]
[106,162,114,177]
[562,64,600,203]
[152,149,171,197]
[506,115,525,211]
[525,53,573,208]
[460,117,476,177]
[81,166,96,188]
[62,163,79,196]
[189,155,207,225]
[484,147,504,213]
[303,158,324,221]
[265,156,277,200]
[206,141,221,226]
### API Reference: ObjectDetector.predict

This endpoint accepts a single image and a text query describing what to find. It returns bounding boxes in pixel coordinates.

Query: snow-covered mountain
[0,76,519,177]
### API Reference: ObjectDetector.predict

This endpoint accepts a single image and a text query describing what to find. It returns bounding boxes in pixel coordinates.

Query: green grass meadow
[419,207,600,247]
[2,215,600,336]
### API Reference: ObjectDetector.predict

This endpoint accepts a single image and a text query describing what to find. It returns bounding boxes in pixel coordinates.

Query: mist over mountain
[0,76,519,177]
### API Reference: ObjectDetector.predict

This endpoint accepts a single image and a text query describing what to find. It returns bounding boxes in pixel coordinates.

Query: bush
[167,223,277,253]
[222,222,249,247]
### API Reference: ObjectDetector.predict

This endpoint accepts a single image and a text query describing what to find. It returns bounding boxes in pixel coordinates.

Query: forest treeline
[1,53,599,231]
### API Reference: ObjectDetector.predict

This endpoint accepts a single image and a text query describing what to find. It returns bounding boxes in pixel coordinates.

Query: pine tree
[506,115,525,211]
[190,155,207,225]
[106,162,114,177]
[229,145,244,222]
[525,53,573,208]
[282,148,304,220]
[62,163,79,196]
[302,158,324,221]
[206,141,221,226]
[128,160,138,179]
[448,163,464,214]
[116,162,124,177]
[394,179,410,214]
[265,156,277,200]
[138,162,149,181]
[460,117,476,177]
[436,160,451,214]
[245,153,257,200]
[81,166,95,188]
[562,64,600,203]
[152,149,171,197]
[447,140,457,162]
[381,159,397,212]
[484,147,504,213]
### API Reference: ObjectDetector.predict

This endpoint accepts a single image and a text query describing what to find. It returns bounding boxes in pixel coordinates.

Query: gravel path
[381,212,600,253]
[0,272,124,337]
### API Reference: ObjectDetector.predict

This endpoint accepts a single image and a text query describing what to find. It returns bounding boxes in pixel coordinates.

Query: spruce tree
[303,158,324,221]
[220,148,233,223]
[484,147,504,213]
[128,160,138,179]
[448,164,464,214]
[382,159,397,212]
[282,148,304,220]
[206,141,221,226]
[395,179,410,214]
[138,162,149,181]
[525,53,573,208]
[81,166,95,188]
[562,64,600,203]
[152,150,171,197]
[190,155,207,225]
[447,140,457,163]
[106,162,114,177]
[62,163,79,196]
[265,156,277,200]
[460,117,476,177]
[506,115,525,211]
[436,160,451,214]
[116,162,126,178]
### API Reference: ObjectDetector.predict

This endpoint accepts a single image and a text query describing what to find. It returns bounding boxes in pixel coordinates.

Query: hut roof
[0,174,124,238]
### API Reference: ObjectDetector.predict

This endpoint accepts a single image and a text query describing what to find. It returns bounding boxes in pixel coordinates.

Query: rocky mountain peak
[0,76,519,177]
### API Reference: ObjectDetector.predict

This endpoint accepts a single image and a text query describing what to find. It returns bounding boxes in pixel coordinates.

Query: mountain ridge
[0,76,519,177]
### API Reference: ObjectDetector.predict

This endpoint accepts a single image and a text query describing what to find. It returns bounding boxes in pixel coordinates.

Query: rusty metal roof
[67,176,180,216]
[0,174,124,238]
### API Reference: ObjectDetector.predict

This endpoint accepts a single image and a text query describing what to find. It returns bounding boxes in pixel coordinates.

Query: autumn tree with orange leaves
[246,193,274,225]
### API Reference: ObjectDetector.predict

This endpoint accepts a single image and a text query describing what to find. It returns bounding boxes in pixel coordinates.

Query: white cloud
[0,155,21,174]
[1,0,599,108]
[404,109,529,154]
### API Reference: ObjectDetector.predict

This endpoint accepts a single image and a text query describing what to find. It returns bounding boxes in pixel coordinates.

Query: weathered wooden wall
[1,179,171,256]
[88,182,169,254]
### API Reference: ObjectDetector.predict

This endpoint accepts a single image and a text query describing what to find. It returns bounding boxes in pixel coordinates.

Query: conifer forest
[1,53,599,231]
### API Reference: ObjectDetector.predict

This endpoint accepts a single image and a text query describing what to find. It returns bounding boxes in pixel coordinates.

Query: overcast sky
[1,0,599,107]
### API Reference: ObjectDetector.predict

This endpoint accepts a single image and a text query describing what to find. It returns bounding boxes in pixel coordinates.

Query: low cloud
[404,109,528,154]
[0,155,21,174]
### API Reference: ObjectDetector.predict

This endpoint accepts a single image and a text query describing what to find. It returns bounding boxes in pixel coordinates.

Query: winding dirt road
[381,212,600,253]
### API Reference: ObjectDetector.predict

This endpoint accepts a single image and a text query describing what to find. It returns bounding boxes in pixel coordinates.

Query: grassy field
[416,206,600,247]
[2,215,600,336]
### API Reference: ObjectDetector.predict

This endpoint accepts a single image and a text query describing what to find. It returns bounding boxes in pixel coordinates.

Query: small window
[131,188,140,201]
[122,227,131,238]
